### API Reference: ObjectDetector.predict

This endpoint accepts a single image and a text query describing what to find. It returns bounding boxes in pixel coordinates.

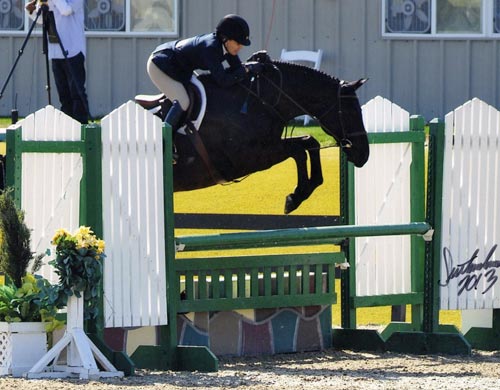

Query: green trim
[339,150,354,329]
[178,294,336,312]
[367,131,426,144]
[157,123,178,371]
[424,119,445,333]
[5,128,23,207]
[351,293,424,308]
[409,116,426,329]
[15,140,85,153]
[80,124,104,337]
[175,253,345,270]
[345,160,357,329]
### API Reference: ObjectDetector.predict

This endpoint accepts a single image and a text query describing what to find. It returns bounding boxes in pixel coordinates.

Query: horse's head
[251,58,370,168]
[324,78,370,167]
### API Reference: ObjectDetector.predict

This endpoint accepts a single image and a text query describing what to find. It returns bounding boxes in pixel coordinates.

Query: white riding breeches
[147,55,190,111]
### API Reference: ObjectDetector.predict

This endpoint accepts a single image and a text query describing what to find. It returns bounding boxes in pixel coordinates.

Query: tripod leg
[0,9,42,100]
[42,10,52,105]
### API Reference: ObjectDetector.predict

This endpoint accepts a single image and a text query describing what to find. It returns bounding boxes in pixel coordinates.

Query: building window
[436,0,481,34]
[383,0,498,37]
[85,0,126,31]
[0,0,24,31]
[0,0,178,36]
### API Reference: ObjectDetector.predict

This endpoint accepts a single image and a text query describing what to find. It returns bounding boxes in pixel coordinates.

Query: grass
[0,117,14,128]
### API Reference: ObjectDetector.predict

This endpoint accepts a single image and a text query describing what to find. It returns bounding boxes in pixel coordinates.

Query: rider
[146,14,263,135]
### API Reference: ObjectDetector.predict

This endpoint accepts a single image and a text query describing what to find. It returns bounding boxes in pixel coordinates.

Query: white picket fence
[11,106,82,285]
[440,98,500,310]
[355,96,414,297]
[101,101,167,328]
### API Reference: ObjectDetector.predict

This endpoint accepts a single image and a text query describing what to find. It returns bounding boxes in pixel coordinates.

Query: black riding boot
[165,100,185,163]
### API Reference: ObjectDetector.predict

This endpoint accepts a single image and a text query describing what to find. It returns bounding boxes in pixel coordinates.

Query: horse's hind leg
[284,136,323,214]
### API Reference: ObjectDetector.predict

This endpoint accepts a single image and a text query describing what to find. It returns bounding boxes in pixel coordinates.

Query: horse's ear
[353,78,369,90]
[341,78,368,91]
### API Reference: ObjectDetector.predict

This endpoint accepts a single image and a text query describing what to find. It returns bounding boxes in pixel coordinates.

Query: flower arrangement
[50,226,105,320]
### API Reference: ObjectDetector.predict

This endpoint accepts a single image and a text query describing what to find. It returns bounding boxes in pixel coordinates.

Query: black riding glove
[245,61,265,75]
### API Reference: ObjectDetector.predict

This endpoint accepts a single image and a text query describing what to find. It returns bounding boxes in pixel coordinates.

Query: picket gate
[439,98,500,310]
[343,96,426,322]
[101,101,168,328]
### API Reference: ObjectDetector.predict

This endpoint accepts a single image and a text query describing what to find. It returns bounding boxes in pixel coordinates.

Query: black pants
[51,52,89,124]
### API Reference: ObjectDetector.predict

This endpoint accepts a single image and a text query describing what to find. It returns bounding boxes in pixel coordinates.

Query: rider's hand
[245,61,264,75]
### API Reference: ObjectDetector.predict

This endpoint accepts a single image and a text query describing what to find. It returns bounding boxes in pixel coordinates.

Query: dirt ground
[1,349,499,390]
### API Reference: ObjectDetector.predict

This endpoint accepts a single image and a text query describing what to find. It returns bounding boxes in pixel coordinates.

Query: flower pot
[0,322,47,377]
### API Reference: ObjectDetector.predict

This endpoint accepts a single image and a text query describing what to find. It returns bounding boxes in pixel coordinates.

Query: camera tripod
[0,0,91,123]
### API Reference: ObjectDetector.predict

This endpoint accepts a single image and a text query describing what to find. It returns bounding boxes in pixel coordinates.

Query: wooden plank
[185,272,194,300]
[224,270,233,299]
[302,265,310,295]
[276,266,285,296]
[178,294,337,313]
[264,268,272,296]
[237,271,246,298]
[198,271,207,300]
[211,270,221,299]
[174,253,343,271]
[250,269,259,297]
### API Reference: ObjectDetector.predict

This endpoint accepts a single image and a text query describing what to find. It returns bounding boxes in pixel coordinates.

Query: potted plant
[0,190,63,377]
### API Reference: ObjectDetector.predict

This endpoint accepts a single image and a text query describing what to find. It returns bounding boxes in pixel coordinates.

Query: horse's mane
[247,51,339,85]
[271,60,340,85]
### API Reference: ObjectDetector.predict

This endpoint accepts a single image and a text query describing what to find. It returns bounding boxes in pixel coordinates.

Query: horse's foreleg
[284,136,323,214]
[302,135,323,188]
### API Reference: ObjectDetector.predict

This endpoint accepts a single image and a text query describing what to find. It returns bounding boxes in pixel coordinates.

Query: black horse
[159,54,369,214]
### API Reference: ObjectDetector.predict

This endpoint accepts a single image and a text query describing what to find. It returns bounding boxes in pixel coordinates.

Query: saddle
[135,76,225,184]
[134,74,207,133]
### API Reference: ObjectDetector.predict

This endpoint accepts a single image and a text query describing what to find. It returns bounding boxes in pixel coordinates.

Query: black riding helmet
[216,14,251,46]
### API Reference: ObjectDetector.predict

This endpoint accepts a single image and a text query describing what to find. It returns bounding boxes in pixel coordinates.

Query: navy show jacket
[152,32,247,86]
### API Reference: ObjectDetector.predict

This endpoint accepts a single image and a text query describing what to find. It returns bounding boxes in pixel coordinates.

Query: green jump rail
[175,222,432,252]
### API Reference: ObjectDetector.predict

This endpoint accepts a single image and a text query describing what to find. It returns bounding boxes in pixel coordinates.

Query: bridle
[239,64,354,150]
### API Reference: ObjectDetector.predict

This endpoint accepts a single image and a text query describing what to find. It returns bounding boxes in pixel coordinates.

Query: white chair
[280,49,323,125]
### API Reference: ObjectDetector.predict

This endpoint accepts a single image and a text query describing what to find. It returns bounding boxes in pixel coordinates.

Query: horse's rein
[243,65,353,150]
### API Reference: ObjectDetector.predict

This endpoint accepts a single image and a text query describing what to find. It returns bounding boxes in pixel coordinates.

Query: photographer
[26,0,89,124]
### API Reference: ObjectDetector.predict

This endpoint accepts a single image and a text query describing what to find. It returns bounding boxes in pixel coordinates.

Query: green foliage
[0,273,65,331]
[50,227,105,320]
[0,190,37,288]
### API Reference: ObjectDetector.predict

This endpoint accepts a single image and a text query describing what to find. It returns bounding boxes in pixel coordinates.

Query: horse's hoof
[284,195,299,214]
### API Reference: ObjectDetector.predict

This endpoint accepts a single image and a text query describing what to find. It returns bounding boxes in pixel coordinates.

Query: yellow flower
[51,228,70,245]
[96,239,105,254]
[53,226,105,258]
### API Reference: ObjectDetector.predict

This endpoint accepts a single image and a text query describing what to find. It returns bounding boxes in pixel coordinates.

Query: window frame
[382,0,500,39]
[0,0,179,38]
